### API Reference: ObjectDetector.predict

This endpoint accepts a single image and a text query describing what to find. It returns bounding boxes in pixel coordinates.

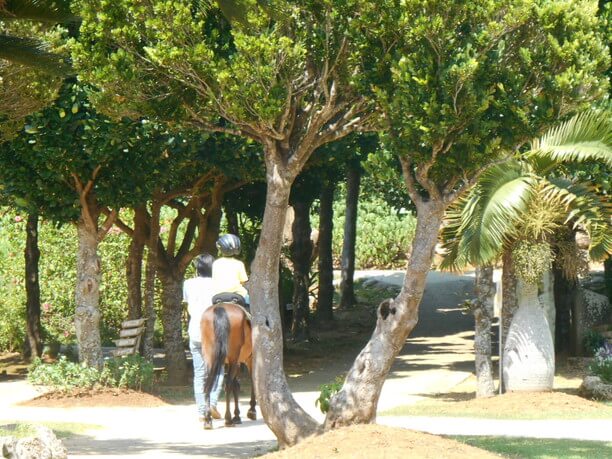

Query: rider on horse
[212,234,250,312]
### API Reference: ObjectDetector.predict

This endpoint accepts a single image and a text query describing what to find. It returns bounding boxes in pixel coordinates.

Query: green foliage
[28,356,102,391]
[28,354,155,392]
[583,330,606,356]
[512,240,553,285]
[328,196,417,269]
[101,354,154,391]
[315,375,344,414]
[377,0,609,185]
[0,4,71,139]
[0,208,133,350]
[590,342,612,384]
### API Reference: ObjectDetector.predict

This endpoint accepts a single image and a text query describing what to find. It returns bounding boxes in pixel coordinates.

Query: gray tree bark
[503,281,555,391]
[539,269,555,344]
[74,215,103,369]
[250,174,321,447]
[325,200,446,427]
[339,165,360,309]
[158,270,188,384]
[473,265,496,398]
[501,248,518,349]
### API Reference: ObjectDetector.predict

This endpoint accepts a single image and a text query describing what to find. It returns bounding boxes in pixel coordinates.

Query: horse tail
[204,306,229,395]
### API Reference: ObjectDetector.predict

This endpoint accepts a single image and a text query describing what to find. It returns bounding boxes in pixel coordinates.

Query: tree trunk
[604,257,612,303]
[539,269,555,345]
[325,201,446,428]
[202,204,222,255]
[250,175,320,447]
[126,210,147,320]
[501,248,518,351]
[225,205,239,240]
[503,281,555,391]
[553,266,574,355]
[158,269,188,384]
[74,214,103,369]
[142,248,157,361]
[339,165,360,309]
[290,199,314,341]
[473,265,495,398]
[24,213,42,359]
[317,180,335,324]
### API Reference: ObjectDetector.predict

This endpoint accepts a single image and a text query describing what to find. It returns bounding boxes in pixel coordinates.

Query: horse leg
[224,374,234,427]
[245,359,257,421]
[247,382,257,421]
[231,378,242,424]
[203,391,213,430]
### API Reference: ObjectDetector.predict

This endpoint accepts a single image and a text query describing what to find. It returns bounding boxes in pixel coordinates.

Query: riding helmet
[216,234,241,256]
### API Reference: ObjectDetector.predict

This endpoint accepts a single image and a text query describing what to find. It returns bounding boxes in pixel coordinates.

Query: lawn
[452,436,612,459]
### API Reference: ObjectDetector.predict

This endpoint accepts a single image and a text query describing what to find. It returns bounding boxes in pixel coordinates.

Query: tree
[441,110,612,394]
[0,0,75,138]
[111,133,258,383]
[324,0,608,428]
[72,0,608,446]
[0,83,173,368]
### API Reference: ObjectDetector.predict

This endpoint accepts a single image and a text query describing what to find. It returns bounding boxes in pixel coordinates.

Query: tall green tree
[72,0,608,446]
[440,110,612,395]
[0,0,75,138]
[0,83,174,368]
[324,0,609,429]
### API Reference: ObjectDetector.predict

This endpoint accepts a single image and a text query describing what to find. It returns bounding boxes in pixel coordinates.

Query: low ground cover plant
[28,354,154,392]
[590,342,612,384]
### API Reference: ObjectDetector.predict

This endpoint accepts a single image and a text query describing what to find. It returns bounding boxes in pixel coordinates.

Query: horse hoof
[247,411,256,421]
[225,421,235,427]
[232,416,242,425]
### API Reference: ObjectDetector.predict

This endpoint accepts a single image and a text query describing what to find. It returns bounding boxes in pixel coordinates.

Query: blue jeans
[190,340,223,416]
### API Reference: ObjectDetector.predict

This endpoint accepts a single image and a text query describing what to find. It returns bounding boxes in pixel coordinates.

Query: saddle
[212,292,251,321]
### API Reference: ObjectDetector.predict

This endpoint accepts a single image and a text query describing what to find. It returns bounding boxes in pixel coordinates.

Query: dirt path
[3,271,609,457]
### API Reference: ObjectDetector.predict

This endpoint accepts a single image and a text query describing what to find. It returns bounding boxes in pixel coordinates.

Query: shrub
[590,342,612,384]
[28,357,102,391]
[102,354,154,391]
[313,196,416,270]
[315,375,344,413]
[584,331,606,356]
[28,354,155,392]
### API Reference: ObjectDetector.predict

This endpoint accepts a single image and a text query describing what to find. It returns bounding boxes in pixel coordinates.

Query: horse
[200,302,256,429]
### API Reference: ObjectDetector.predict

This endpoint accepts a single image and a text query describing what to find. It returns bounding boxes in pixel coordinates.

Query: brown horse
[200,302,256,429]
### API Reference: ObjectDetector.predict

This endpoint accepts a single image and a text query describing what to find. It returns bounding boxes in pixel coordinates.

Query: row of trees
[1,0,610,448]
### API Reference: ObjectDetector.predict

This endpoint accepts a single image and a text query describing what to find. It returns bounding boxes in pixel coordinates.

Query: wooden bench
[112,318,146,357]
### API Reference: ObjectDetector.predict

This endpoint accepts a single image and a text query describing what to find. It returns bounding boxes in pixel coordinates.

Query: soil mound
[262,424,499,459]
[19,387,168,408]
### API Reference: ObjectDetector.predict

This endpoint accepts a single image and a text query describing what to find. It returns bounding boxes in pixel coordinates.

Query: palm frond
[0,0,78,23]
[531,110,612,167]
[0,35,73,76]
[543,178,612,260]
[440,162,533,269]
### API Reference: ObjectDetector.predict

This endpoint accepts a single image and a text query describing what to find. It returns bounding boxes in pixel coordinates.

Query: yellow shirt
[212,257,248,297]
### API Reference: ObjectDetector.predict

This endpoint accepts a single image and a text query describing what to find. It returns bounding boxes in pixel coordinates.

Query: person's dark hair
[194,253,214,277]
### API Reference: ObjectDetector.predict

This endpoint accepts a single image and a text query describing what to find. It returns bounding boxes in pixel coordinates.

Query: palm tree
[0,0,75,74]
[441,110,612,396]
[0,0,76,137]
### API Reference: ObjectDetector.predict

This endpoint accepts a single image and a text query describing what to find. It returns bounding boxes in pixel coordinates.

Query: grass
[451,436,612,459]
[380,400,612,420]
[0,421,101,439]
